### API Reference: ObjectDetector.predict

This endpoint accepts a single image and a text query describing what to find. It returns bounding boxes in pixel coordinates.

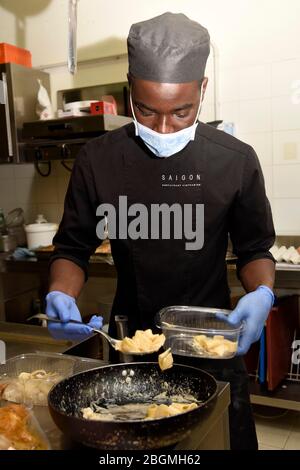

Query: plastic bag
[36,79,54,120]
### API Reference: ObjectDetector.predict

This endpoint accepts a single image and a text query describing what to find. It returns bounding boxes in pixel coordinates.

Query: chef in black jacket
[46,13,276,450]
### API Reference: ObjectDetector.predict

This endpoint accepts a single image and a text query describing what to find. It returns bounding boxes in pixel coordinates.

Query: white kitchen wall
[222,56,300,235]
[0,0,300,233]
[0,161,70,224]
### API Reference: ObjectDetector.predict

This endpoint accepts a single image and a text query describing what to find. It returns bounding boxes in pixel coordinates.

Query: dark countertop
[3,254,300,289]
[3,254,117,278]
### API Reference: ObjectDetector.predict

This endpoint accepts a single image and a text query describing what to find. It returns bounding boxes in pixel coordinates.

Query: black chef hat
[127,12,210,83]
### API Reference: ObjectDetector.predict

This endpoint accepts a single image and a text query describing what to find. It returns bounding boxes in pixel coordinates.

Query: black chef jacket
[51,122,275,450]
[51,121,275,337]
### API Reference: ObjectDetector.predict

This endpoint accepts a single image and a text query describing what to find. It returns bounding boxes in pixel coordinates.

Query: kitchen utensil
[27,314,151,356]
[48,362,218,449]
[24,222,58,250]
[68,0,78,74]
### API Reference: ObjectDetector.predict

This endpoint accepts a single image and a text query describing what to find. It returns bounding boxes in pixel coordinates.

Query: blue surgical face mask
[130,85,204,158]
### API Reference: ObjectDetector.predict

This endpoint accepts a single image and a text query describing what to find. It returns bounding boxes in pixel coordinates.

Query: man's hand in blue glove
[46,290,103,341]
[226,285,274,355]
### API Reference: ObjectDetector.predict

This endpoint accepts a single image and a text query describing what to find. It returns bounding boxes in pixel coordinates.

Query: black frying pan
[48,362,217,450]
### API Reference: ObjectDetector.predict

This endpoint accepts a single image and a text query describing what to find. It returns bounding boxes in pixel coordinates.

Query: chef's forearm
[239,258,275,293]
[48,258,85,299]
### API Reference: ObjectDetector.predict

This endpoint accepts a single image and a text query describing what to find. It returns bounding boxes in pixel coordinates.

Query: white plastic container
[25,222,58,249]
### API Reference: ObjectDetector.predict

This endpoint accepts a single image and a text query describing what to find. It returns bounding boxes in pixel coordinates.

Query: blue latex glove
[226,285,274,356]
[46,291,103,341]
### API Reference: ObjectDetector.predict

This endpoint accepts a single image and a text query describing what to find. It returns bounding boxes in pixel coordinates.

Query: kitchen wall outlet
[283,142,297,160]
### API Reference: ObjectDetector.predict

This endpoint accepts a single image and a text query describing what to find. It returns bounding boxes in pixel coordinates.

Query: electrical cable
[61,160,73,172]
[34,161,51,177]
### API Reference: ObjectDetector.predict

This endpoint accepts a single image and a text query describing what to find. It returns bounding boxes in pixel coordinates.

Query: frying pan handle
[114,315,133,363]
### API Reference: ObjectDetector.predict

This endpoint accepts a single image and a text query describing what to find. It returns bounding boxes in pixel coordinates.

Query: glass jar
[0,234,17,252]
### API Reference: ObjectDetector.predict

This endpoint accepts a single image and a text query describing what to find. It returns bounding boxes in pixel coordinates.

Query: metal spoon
[27,313,149,356]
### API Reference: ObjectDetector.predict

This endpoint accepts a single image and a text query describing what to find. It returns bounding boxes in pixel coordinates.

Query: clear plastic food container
[0,352,77,406]
[156,306,243,359]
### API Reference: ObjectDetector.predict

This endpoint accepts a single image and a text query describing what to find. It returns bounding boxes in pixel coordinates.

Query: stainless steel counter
[0,321,72,358]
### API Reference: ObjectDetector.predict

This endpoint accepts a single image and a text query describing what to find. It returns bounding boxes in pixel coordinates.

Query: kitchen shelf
[275,263,300,271]
[250,378,300,412]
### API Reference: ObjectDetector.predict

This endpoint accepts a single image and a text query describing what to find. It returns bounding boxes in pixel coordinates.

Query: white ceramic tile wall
[219,68,240,103]
[203,56,215,104]
[273,199,300,234]
[36,178,59,204]
[15,178,37,207]
[0,166,16,217]
[261,165,273,201]
[271,59,300,98]
[272,96,300,133]
[14,164,36,179]
[0,165,14,180]
[0,162,71,225]
[273,165,300,198]
[239,99,272,134]
[238,132,273,166]
[0,53,299,236]
[201,101,215,124]
[58,177,69,204]
[220,55,300,235]
[239,65,271,101]
[273,130,300,165]
[219,101,239,126]
[0,178,15,205]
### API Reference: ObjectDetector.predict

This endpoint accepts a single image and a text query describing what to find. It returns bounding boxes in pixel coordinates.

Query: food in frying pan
[0,370,63,406]
[0,403,48,450]
[115,329,166,354]
[48,363,217,450]
[193,334,237,358]
[158,348,173,371]
[146,402,198,419]
[81,403,148,421]
[81,399,198,422]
